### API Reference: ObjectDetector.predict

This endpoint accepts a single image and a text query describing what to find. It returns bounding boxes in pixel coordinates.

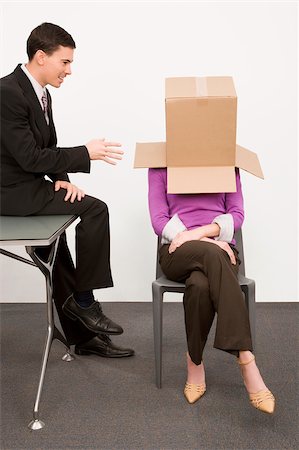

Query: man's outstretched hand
[86,138,124,165]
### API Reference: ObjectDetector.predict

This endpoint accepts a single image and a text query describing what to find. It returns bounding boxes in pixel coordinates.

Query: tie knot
[41,92,48,113]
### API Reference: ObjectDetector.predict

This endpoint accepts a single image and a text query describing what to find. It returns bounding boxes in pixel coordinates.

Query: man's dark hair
[27,22,76,60]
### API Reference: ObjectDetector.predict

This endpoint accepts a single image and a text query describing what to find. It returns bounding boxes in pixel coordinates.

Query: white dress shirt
[21,63,49,124]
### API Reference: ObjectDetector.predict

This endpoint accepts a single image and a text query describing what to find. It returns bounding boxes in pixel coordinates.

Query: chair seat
[155,273,254,290]
[154,276,185,292]
[238,273,255,286]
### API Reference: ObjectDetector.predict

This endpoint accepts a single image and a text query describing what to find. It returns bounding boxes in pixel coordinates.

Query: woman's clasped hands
[169,231,236,265]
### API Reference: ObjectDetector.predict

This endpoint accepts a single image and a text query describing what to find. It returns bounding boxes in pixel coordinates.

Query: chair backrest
[234,229,245,276]
[156,228,246,279]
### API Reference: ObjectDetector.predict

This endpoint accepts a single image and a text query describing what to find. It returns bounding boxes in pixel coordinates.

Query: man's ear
[35,50,47,67]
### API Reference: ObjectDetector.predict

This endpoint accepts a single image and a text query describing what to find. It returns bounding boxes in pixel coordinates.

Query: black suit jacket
[0,64,90,215]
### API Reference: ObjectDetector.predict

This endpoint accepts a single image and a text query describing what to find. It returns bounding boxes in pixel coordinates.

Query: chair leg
[152,283,164,388]
[26,238,73,430]
[27,323,53,430]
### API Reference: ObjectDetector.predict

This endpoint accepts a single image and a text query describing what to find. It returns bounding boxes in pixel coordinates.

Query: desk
[0,215,77,430]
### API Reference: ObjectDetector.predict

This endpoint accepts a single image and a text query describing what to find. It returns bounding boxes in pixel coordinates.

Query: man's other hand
[54,180,85,203]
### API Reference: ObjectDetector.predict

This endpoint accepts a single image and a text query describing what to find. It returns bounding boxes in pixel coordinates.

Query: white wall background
[0,1,297,303]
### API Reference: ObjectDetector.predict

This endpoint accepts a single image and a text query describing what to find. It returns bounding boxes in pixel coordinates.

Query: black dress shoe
[75,334,135,358]
[62,294,123,335]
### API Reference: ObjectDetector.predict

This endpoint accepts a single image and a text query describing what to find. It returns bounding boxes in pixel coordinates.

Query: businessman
[0,22,134,358]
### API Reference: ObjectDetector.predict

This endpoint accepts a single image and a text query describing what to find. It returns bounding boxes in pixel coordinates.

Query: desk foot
[28,418,45,431]
[62,350,74,362]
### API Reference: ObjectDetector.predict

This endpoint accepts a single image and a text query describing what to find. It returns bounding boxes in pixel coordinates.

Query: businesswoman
[148,167,275,414]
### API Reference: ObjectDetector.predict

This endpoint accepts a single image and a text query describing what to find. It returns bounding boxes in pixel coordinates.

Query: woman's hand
[200,237,236,265]
[168,223,221,254]
[54,180,85,203]
[169,229,201,254]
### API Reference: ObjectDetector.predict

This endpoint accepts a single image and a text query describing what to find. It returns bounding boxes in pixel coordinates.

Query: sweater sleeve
[148,168,171,236]
[224,168,245,232]
[212,213,234,242]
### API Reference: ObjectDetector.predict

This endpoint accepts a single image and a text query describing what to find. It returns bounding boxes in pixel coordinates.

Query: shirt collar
[21,63,46,105]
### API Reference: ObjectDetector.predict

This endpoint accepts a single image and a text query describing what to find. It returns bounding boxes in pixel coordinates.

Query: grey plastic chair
[152,229,256,388]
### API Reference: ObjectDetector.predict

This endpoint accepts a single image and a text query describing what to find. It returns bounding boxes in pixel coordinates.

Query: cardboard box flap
[165,77,236,99]
[167,166,237,194]
[134,142,166,168]
[235,145,264,179]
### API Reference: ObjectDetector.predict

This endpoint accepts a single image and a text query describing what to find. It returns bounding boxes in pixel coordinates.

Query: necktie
[41,91,49,125]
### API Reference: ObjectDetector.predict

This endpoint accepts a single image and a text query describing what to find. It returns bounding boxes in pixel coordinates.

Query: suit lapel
[14,65,51,144]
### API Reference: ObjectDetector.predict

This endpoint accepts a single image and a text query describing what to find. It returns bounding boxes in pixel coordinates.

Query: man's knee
[83,195,109,217]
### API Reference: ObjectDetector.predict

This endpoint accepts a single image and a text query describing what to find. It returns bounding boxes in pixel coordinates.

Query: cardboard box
[166,77,237,167]
[134,142,263,193]
[134,76,264,193]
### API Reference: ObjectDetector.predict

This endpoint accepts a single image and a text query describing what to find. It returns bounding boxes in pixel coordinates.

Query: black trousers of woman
[159,240,253,365]
[34,190,113,345]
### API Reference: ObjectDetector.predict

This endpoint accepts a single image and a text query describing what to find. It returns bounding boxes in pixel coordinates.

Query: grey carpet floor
[0,302,298,450]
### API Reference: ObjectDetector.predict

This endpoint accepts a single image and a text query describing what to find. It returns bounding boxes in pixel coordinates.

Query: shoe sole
[63,306,123,335]
[75,348,134,358]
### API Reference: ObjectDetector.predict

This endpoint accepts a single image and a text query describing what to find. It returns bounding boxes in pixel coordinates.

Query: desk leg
[26,236,74,431]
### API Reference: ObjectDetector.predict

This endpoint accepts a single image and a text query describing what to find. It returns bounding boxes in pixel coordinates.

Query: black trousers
[159,240,253,365]
[34,190,113,345]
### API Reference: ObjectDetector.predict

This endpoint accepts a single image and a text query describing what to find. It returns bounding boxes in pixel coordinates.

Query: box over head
[165,77,237,167]
[134,76,264,194]
[134,142,263,193]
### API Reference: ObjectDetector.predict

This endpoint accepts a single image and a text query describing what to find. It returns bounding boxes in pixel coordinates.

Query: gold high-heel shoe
[184,382,206,404]
[248,390,275,414]
[238,355,275,414]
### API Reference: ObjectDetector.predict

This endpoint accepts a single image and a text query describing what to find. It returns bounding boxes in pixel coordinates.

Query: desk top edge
[0,215,77,245]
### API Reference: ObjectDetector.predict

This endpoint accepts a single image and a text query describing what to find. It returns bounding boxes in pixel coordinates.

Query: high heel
[238,355,275,414]
[184,382,206,404]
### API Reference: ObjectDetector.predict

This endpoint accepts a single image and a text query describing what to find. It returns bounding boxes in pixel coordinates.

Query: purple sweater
[148,168,244,243]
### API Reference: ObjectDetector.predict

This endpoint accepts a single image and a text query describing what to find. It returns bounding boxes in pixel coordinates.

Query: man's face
[39,46,74,88]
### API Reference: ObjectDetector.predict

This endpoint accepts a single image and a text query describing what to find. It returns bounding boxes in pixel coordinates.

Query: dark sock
[74,290,95,308]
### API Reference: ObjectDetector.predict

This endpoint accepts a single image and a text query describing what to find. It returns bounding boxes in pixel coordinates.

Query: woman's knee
[185,271,210,297]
